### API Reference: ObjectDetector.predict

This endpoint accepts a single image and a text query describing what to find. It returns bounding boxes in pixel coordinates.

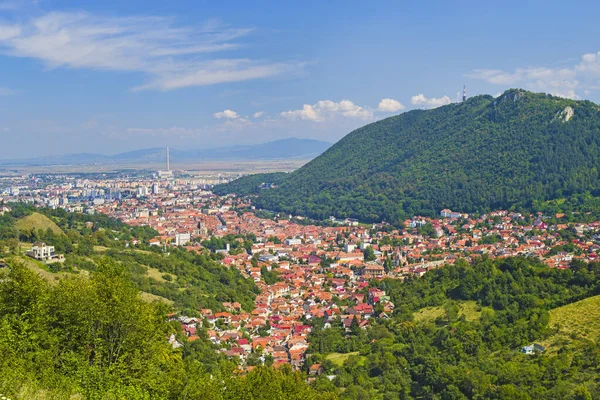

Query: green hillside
[306,256,600,398]
[215,89,600,223]
[542,294,600,350]
[1,205,259,314]
[15,212,64,236]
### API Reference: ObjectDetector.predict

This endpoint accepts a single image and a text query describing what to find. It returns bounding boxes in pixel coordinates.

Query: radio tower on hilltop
[462,84,467,102]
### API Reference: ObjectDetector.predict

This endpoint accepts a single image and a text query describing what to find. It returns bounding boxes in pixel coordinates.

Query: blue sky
[1,0,600,158]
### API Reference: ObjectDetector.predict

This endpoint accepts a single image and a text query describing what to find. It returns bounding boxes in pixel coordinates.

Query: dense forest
[215,89,600,223]
[215,172,288,196]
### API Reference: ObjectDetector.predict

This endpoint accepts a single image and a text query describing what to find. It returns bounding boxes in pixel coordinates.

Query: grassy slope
[326,352,366,367]
[146,266,176,283]
[542,294,600,350]
[16,213,65,236]
[413,300,486,323]
[139,291,175,305]
[12,255,71,284]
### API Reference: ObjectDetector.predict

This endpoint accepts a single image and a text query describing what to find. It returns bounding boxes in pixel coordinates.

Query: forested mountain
[214,89,600,223]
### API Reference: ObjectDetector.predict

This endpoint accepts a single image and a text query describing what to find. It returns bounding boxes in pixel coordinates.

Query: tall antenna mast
[462,84,467,102]
[166,146,170,171]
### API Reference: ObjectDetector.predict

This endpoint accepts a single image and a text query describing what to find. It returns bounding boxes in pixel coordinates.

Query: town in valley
[0,166,593,374]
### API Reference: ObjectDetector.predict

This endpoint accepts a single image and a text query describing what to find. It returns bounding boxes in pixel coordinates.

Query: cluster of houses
[136,204,600,370]
[169,278,393,370]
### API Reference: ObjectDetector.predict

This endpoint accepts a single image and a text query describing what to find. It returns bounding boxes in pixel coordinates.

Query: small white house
[26,243,64,263]
[521,343,545,355]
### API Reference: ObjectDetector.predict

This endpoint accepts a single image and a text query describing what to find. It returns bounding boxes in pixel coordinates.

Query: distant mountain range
[0,138,332,166]
[215,89,600,223]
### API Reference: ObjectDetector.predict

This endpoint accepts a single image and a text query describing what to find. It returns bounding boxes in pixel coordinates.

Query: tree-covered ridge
[215,89,600,223]
[214,172,288,196]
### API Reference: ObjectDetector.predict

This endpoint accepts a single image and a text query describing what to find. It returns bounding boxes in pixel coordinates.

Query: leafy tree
[363,246,376,262]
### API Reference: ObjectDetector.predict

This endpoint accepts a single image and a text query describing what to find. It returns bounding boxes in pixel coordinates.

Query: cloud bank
[280,99,372,122]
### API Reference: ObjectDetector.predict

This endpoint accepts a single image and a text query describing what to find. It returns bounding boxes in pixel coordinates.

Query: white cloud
[467,51,600,99]
[411,93,452,108]
[0,25,20,40]
[253,111,264,118]
[377,98,404,112]
[280,99,372,122]
[0,12,303,91]
[213,109,239,119]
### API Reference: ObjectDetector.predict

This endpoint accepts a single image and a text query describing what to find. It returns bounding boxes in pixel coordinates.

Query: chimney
[166,146,170,171]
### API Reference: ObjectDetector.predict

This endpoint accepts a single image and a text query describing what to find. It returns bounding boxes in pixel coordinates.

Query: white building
[135,208,149,218]
[137,186,149,197]
[26,243,64,263]
[175,233,191,246]
[285,238,302,246]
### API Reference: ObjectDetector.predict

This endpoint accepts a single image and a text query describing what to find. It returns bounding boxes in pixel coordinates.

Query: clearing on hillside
[16,213,65,236]
[326,352,366,367]
[140,291,175,306]
[413,300,487,323]
[146,266,176,283]
[542,295,600,350]
[11,256,72,284]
